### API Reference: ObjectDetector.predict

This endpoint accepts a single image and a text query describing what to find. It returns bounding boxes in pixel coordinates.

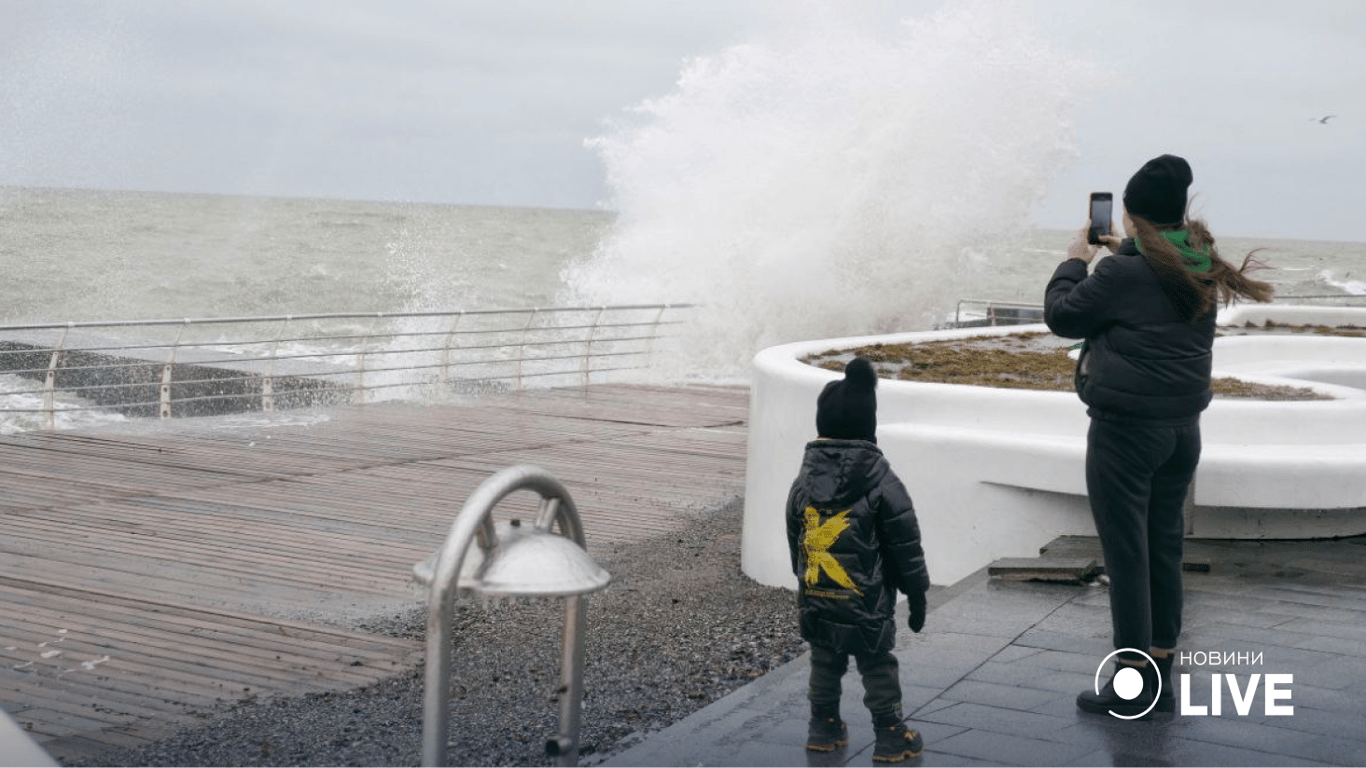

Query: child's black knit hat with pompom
[816,356,878,442]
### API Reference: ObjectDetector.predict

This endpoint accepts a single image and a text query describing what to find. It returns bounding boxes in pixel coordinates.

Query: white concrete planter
[742,306,1366,588]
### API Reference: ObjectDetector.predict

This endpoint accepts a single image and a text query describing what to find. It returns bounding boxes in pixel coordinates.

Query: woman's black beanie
[816,356,878,441]
[1123,154,1193,227]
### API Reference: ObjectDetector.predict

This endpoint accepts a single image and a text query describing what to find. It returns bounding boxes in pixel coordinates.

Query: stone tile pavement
[601,536,1366,767]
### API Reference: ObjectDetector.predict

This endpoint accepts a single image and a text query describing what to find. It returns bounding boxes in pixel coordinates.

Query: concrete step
[987,556,1099,583]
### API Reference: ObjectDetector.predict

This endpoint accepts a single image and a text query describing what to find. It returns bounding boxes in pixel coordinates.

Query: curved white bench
[742,306,1366,587]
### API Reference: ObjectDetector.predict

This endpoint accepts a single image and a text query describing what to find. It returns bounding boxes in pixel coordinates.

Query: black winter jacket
[1044,239,1216,423]
[786,439,929,655]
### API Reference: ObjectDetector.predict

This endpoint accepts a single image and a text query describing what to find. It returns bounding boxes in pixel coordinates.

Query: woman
[1043,154,1273,717]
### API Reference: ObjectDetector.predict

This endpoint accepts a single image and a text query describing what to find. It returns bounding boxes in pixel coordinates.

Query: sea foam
[563,0,1103,376]
[1319,269,1366,296]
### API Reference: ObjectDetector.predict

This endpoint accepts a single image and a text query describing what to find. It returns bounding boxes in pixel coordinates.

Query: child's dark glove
[907,592,926,633]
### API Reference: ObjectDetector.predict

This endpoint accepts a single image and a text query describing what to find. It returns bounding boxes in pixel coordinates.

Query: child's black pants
[808,643,901,716]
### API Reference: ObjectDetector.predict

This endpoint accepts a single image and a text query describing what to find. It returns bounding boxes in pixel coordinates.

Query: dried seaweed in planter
[805,337,1333,401]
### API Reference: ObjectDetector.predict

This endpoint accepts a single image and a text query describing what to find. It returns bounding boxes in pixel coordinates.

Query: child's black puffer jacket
[786,438,929,655]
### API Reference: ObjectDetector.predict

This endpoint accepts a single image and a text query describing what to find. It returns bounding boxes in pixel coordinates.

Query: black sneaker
[872,721,924,762]
[806,717,848,752]
[1077,660,1158,718]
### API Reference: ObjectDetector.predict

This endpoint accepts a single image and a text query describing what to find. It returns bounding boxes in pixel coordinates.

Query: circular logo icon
[1093,648,1161,719]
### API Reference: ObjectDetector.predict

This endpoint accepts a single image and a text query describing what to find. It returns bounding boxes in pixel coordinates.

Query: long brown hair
[1131,214,1275,322]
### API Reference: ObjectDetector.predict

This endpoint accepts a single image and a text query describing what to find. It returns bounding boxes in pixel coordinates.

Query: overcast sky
[3,0,1363,241]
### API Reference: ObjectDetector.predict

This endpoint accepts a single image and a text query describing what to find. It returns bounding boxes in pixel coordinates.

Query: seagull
[1312,115,1337,124]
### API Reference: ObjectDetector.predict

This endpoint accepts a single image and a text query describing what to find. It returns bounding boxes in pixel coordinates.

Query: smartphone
[1088,192,1112,245]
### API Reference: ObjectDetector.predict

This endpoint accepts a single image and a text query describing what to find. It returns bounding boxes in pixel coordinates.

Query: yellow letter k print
[803,506,862,594]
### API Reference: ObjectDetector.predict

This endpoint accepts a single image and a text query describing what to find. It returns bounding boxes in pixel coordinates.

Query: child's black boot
[871,709,924,762]
[806,704,847,752]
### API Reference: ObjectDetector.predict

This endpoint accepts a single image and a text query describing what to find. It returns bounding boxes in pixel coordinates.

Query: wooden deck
[0,383,751,762]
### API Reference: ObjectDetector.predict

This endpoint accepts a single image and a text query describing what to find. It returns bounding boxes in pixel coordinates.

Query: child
[786,356,930,762]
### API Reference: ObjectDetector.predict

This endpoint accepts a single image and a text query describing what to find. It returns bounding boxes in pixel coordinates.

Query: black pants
[1086,416,1200,661]
[808,643,902,716]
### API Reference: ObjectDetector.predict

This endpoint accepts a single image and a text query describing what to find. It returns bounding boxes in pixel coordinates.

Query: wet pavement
[601,536,1366,767]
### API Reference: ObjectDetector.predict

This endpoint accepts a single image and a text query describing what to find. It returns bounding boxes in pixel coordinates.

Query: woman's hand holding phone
[1068,227,1101,264]
[1069,224,1120,265]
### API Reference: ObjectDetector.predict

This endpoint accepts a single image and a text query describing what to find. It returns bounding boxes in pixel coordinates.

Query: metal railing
[0,305,691,431]
[949,294,1366,329]
[950,299,1046,328]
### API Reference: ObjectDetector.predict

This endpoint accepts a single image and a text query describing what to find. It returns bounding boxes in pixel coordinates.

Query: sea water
[4,185,1361,355]
[0,186,607,322]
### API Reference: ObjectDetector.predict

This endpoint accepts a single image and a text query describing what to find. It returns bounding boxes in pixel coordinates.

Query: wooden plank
[0,601,412,681]
[1,504,428,585]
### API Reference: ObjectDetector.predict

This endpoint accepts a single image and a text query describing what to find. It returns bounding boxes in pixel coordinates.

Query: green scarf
[1134,229,1212,273]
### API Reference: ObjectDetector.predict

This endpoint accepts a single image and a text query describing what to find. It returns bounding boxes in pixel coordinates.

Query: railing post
[582,307,606,388]
[517,309,539,389]
[262,316,291,413]
[42,325,72,431]
[355,313,383,403]
[441,311,464,389]
[644,304,670,370]
[160,321,190,420]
